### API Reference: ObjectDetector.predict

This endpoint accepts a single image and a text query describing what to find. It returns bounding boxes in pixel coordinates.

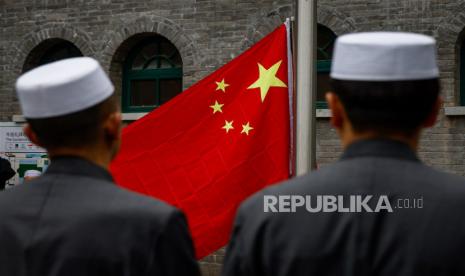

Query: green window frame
[123,36,183,113]
[460,43,465,106]
[317,60,331,109]
[316,24,337,109]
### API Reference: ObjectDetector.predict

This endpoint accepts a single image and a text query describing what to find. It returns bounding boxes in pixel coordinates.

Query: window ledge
[126,110,333,120]
[122,113,148,121]
[14,111,328,122]
[316,109,331,118]
[445,106,465,116]
[12,115,25,123]
[13,114,148,122]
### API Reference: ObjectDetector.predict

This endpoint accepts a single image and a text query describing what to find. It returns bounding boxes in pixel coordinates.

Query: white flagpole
[296,0,317,175]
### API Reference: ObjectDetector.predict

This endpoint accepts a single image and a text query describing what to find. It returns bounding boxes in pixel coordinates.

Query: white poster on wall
[0,125,45,153]
[0,123,48,188]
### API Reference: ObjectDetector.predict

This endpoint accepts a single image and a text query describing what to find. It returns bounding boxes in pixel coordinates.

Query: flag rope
[285,18,295,177]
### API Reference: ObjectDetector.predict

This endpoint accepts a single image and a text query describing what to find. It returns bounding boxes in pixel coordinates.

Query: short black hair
[27,95,118,149]
[331,78,440,135]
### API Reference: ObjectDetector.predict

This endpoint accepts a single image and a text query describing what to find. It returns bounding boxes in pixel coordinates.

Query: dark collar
[45,156,114,182]
[340,139,420,162]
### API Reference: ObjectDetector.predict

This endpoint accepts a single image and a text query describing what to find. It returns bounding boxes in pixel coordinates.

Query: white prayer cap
[16,57,114,119]
[24,170,41,178]
[330,32,439,81]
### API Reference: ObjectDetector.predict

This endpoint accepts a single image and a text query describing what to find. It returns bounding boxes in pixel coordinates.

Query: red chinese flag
[110,24,291,258]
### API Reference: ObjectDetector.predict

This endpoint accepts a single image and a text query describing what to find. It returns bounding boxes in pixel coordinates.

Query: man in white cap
[23,169,42,182]
[223,32,465,275]
[0,57,200,276]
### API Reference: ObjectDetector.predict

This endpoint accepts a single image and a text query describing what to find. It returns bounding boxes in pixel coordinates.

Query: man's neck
[341,131,419,152]
[47,147,111,170]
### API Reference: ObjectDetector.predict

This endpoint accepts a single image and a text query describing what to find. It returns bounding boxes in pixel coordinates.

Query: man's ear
[423,96,442,128]
[103,112,122,142]
[23,124,43,147]
[326,92,344,129]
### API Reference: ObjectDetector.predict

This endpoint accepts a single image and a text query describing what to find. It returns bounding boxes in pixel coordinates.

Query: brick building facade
[2,0,465,275]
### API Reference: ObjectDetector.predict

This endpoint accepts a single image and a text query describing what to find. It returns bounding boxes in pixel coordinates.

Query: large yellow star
[222,120,234,133]
[241,122,254,135]
[247,60,287,102]
[216,79,229,92]
[209,101,224,114]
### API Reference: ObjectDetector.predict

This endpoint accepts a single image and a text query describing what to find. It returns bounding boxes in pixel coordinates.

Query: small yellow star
[216,79,230,92]
[247,60,287,102]
[222,120,234,133]
[209,101,224,114]
[241,122,254,135]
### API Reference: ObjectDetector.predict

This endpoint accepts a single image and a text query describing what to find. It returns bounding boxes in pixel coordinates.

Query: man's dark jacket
[0,157,15,190]
[223,139,465,276]
[0,156,200,276]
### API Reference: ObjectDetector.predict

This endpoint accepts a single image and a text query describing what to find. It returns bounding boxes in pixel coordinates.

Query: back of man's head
[16,57,120,152]
[329,32,440,137]
[26,95,117,149]
[331,79,439,135]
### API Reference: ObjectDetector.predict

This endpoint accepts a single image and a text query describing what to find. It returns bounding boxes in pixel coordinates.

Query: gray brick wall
[2,1,465,275]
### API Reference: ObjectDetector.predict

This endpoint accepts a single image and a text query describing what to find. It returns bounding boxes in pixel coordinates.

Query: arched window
[317,24,337,109]
[23,39,83,72]
[460,38,465,106]
[123,35,183,113]
[38,40,82,66]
